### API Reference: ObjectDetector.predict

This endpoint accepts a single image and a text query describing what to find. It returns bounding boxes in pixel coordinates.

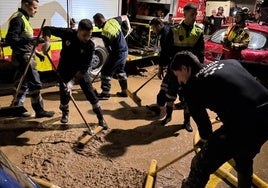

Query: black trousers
[12,53,45,113]
[184,113,268,188]
[59,72,98,106]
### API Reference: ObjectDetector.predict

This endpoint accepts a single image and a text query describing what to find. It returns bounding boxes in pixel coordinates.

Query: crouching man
[170,51,268,188]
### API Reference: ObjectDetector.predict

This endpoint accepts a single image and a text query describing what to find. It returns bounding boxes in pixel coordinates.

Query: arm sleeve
[159,27,172,67]
[166,28,175,58]
[193,33,205,63]
[186,92,213,139]
[240,29,251,48]
[42,26,70,39]
[5,17,28,46]
[166,71,179,102]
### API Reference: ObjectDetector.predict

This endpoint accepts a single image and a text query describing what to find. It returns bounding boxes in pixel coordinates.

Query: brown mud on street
[0,65,267,188]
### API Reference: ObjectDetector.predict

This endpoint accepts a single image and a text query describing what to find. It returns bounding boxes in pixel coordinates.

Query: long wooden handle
[31,177,61,188]
[134,73,157,94]
[46,54,94,135]
[155,148,195,174]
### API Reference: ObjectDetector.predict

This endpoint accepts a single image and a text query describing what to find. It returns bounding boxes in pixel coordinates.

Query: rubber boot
[12,90,31,117]
[161,106,173,125]
[183,111,193,132]
[99,76,111,99]
[60,104,69,123]
[32,98,55,118]
[93,107,108,130]
[117,79,128,97]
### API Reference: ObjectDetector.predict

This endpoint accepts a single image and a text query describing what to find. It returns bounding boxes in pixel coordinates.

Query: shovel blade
[0,106,27,117]
[126,89,142,106]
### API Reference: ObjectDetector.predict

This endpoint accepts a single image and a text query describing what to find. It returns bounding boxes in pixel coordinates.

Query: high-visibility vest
[226,25,248,43]
[9,11,33,39]
[172,23,203,48]
[102,18,120,41]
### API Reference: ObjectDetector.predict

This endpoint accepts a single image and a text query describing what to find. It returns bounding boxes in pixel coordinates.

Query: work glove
[157,65,164,80]
[231,43,240,49]
[66,80,75,93]
[29,37,45,46]
[42,41,51,55]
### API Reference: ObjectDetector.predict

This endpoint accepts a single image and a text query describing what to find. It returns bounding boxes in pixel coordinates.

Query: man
[146,18,171,117]
[93,13,131,99]
[6,0,54,118]
[161,3,204,132]
[205,9,217,35]
[222,7,251,59]
[170,51,268,188]
[42,19,108,129]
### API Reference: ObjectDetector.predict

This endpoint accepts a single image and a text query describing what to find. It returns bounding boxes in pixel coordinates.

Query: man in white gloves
[42,19,108,129]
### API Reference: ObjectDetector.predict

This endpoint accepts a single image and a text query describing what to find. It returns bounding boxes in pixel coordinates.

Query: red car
[205,22,268,87]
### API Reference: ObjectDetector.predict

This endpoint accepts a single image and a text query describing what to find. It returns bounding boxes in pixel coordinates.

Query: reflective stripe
[166,93,177,101]
[226,26,249,43]
[172,24,202,47]
[102,19,120,40]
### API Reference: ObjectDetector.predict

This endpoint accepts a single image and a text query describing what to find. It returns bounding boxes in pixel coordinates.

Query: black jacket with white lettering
[184,59,268,139]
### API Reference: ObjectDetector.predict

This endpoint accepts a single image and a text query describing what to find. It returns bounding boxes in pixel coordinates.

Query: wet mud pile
[21,130,147,188]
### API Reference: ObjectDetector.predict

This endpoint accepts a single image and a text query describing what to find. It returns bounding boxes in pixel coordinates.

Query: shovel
[127,72,157,106]
[45,54,95,134]
[0,19,46,117]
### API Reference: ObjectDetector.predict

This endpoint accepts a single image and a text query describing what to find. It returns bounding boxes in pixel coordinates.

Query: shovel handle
[134,72,157,94]
[46,54,94,135]
[155,148,195,174]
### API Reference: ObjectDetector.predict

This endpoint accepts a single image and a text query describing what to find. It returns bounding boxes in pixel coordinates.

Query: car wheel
[88,37,108,81]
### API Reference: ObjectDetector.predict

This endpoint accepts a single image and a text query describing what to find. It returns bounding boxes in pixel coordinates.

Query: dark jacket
[158,24,172,67]
[184,59,268,139]
[6,8,33,54]
[101,16,128,53]
[43,26,94,81]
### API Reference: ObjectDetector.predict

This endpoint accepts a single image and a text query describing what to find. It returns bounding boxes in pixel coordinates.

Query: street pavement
[0,66,267,187]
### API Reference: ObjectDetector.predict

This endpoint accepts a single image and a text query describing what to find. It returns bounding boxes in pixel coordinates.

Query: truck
[0,0,205,88]
[205,1,235,18]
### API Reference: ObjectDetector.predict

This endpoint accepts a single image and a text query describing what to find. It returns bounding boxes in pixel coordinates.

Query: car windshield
[210,27,268,50]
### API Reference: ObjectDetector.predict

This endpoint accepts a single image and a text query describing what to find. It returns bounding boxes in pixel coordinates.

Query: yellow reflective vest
[172,22,203,48]
[9,10,33,39]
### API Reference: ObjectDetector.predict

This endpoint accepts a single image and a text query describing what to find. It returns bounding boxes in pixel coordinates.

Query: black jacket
[6,8,33,54]
[184,59,268,139]
[43,26,94,81]
[158,25,172,67]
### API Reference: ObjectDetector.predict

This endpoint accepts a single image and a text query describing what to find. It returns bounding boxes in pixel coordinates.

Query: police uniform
[161,21,204,128]
[99,16,128,97]
[6,8,54,117]
[222,24,251,59]
[42,26,107,128]
[182,59,268,187]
